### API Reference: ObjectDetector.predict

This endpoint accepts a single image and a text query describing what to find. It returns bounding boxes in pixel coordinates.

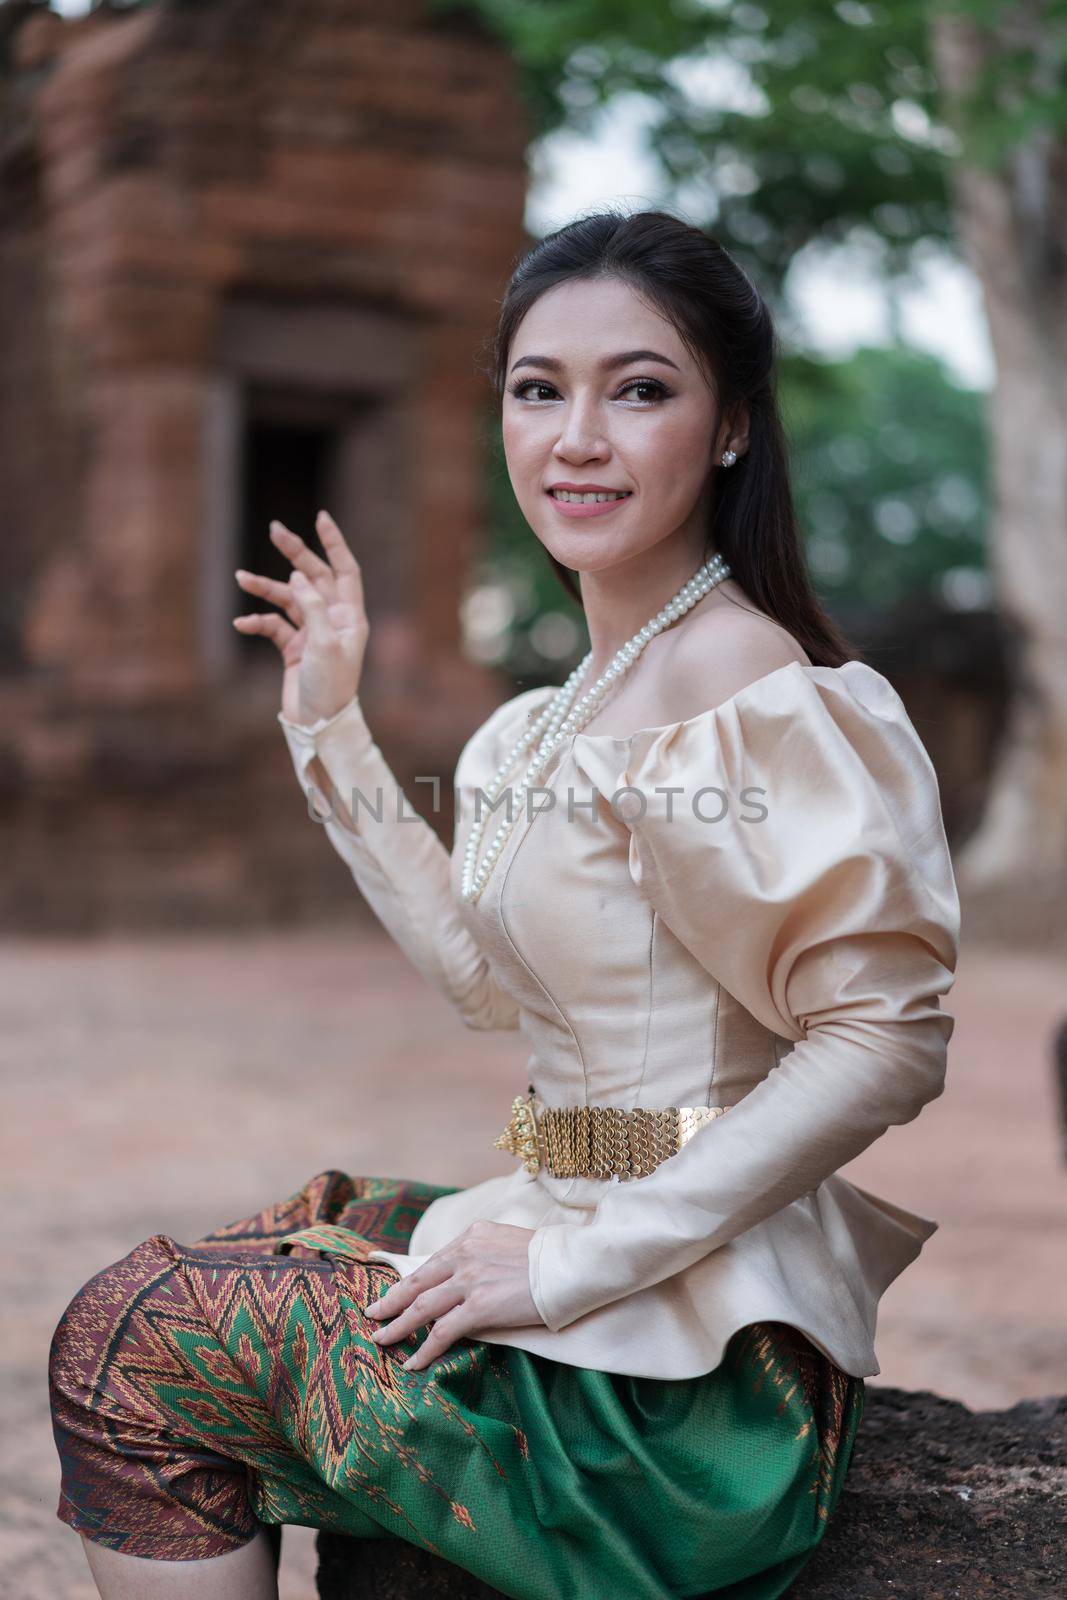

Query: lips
[545,487,634,520]
[547,488,632,501]
[547,484,631,494]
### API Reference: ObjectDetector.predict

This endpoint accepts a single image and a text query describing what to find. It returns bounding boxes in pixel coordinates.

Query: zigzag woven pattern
[48,1167,865,1598]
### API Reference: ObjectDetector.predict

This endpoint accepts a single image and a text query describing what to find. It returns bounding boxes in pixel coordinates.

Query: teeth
[551,490,630,503]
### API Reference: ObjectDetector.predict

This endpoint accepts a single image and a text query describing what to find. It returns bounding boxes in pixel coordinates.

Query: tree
[929,3,1067,890]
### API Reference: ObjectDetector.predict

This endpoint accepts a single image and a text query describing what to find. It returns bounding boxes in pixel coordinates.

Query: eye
[506,376,672,405]
[508,379,558,402]
[618,378,670,403]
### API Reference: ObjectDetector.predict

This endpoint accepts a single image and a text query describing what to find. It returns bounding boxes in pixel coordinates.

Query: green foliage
[781,342,988,611]
[430,0,1067,304]
[429,0,956,301]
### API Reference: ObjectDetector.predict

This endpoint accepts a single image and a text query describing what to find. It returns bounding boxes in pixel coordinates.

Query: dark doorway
[235,389,342,659]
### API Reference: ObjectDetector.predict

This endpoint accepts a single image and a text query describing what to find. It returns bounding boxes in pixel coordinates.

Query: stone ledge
[314,1385,1066,1599]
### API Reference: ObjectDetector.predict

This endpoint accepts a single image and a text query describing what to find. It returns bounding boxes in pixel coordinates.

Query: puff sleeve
[528,660,961,1332]
[278,693,521,1032]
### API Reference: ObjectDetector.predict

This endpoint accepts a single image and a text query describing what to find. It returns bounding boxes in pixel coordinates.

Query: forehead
[510,277,692,370]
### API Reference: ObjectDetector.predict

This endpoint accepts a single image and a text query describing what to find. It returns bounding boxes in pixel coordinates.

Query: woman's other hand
[363,1221,546,1371]
[232,509,369,726]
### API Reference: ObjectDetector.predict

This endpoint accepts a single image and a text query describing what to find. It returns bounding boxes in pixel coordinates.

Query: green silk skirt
[49,1168,865,1599]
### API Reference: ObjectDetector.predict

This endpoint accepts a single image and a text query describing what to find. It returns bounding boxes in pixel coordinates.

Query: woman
[48,209,960,1600]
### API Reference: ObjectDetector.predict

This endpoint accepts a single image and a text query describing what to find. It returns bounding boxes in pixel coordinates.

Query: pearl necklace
[460,551,732,903]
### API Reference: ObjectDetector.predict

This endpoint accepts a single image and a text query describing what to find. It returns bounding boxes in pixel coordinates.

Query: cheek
[632,414,711,498]
[501,416,531,475]
[502,420,550,503]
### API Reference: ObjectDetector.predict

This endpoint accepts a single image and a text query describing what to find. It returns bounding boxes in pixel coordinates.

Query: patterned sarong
[48,1168,865,1599]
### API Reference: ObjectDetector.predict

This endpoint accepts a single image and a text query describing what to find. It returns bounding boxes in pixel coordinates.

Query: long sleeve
[528,660,961,1333]
[278,694,520,1031]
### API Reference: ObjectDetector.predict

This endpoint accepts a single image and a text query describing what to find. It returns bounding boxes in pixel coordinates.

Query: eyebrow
[508,348,682,377]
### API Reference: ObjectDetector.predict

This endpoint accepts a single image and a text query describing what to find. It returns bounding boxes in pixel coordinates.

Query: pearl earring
[720,448,738,467]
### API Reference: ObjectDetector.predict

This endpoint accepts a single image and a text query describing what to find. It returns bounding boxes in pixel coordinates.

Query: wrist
[281,691,362,737]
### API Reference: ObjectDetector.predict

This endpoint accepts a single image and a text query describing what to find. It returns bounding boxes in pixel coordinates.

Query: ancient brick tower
[0,0,529,929]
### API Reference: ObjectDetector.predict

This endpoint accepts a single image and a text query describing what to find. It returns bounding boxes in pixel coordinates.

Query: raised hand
[232,509,369,726]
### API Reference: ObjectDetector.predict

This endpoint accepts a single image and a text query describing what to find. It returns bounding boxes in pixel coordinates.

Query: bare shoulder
[662,586,810,713]
[573,583,813,738]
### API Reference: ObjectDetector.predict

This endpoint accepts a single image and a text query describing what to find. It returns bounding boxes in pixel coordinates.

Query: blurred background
[2,0,1065,1595]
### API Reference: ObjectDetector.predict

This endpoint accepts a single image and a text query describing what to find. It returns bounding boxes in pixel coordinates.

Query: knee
[48,1269,102,1414]
[48,1234,176,1418]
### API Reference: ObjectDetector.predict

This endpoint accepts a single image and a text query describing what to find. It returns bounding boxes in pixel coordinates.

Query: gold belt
[492,1085,730,1181]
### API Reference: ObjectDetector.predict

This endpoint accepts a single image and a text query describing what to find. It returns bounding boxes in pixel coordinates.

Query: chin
[548,543,644,576]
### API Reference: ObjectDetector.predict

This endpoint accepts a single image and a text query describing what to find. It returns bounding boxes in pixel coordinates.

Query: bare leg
[80,1525,280,1600]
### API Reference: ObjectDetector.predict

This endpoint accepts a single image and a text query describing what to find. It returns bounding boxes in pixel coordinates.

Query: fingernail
[365,1301,380,1314]
[401,1356,415,1369]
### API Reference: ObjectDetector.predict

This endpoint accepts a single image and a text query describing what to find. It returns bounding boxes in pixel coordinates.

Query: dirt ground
[3,925,1065,1599]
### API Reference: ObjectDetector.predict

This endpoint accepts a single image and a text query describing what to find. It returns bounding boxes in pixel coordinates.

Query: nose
[552,395,609,464]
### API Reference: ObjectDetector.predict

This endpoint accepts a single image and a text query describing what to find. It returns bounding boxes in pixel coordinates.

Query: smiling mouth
[547,489,633,504]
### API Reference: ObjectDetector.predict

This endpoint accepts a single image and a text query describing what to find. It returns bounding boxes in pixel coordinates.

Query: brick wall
[0,0,529,929]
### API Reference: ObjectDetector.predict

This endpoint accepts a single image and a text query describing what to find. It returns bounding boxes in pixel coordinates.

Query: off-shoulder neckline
[512,658,866,750]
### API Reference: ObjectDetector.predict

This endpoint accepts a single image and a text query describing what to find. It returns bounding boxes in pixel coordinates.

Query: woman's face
[502,276,724,577]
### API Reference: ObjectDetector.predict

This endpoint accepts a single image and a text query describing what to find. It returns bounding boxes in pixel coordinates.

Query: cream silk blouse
[277,658,961,1381]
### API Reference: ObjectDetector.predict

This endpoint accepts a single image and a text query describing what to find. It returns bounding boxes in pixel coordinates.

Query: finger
[269,520,333,583]
[232,611,299,651]
[368,1280,463,1347]
[235,568,300,615]
[364,1254,450,1320]
[400,1307,473,1371]
[367,1273,441,1337]
[288,570,335,646]
[314,509,364,611]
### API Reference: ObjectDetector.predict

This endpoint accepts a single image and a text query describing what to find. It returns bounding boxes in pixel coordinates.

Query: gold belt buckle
[492,1084,542,1173]
[492,1090,729,1178]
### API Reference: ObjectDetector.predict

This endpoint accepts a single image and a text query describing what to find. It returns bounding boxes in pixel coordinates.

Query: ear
[725,401,751,459]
